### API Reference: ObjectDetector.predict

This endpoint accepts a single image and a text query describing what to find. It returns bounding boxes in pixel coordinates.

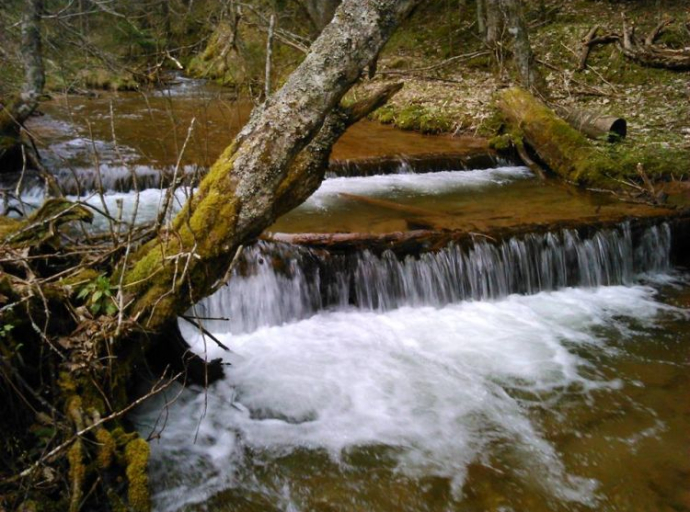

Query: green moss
[489,134,514,152]
[374,105,396,125]
[67,440,85,512]
[66,396,83,426]
[372,104,454,134]
[124,438,151,512]
[95,428,116,469]
[0,215,20,239]
[58,372,78,393]
[59,268,100,292]
[111,427,137,452]
[77,68,139,92]
[465,55,492,69]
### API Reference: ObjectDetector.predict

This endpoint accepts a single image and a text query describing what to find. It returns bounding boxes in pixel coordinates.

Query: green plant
[0,323,14,339]
[77,276,118,316]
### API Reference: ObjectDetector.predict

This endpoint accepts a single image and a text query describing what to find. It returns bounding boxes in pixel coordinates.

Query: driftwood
[554,105,626,142]
[578,18,690,71]
[620,16,690,71]
[645,17,675,46]
[578,25,601,70]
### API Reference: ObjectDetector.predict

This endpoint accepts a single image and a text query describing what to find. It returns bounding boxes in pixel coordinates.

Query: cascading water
[195,222,672,335]
[132,218,689,512]
[18,74,690,512]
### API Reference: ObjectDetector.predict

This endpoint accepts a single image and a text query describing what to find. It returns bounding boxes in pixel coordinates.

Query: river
[20,77,690,512]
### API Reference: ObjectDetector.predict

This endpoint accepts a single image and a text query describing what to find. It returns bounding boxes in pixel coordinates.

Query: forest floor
[350,0,690,185]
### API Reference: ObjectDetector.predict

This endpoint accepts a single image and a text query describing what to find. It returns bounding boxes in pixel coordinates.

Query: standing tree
[480,0,542,91]
[0,0,44,170]
[500,0,541,91]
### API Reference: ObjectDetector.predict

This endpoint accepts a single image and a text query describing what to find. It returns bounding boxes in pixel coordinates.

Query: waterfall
[195,222,672,334]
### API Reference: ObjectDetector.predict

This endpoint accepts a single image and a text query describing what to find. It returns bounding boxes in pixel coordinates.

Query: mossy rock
[372,104,454,134]
[77,69,139,92]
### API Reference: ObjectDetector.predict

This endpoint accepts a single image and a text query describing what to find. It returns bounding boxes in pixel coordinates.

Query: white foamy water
[12,166,531,231]
[302,165,532,209]
[136,284,675,512]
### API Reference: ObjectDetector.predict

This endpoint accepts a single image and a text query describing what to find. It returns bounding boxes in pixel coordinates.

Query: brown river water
[23,76,690,512]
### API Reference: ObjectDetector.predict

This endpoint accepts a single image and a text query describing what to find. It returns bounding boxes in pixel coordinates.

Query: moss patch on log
[495,87,686,188]
[124,438,151,512]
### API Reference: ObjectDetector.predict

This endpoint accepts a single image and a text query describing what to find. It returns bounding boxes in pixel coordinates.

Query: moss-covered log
[122,0,419,332]
[495,87,619,186]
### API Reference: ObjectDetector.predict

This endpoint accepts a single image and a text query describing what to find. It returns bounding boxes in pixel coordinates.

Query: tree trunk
[499,0,541,91]
[0,0,45,167]
[122,0,420,331]
[620,18,690,70]
[476,0,487,35]
[553,105,627,142]
[1,1,414,508]
[485,0,501,47]
[496,87,614,186]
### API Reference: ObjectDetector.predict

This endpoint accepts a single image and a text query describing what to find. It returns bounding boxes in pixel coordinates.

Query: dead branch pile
[579,15,690,71]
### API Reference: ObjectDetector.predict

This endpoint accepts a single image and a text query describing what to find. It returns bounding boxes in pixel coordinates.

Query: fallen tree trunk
[496,87,615,186]
[620,41,690,70]
[122,0,419,332]
[577,25,601,70]
[620,16,690,70]
[553,105,627,142]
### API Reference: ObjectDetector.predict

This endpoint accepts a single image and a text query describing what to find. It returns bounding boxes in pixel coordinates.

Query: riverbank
[156,0,690,192]
[351,1,690,184]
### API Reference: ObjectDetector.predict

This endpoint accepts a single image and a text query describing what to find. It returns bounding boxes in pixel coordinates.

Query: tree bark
[553,105,627,142]
[122,0,419,331]
[476,0,487,35]
[581,18,690,72]
[499,0,541,91]
[7,0,44,128]
[1,3,412,508]
[620,18,690,70]
[0,0,45,167]
[485,0,501,47]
